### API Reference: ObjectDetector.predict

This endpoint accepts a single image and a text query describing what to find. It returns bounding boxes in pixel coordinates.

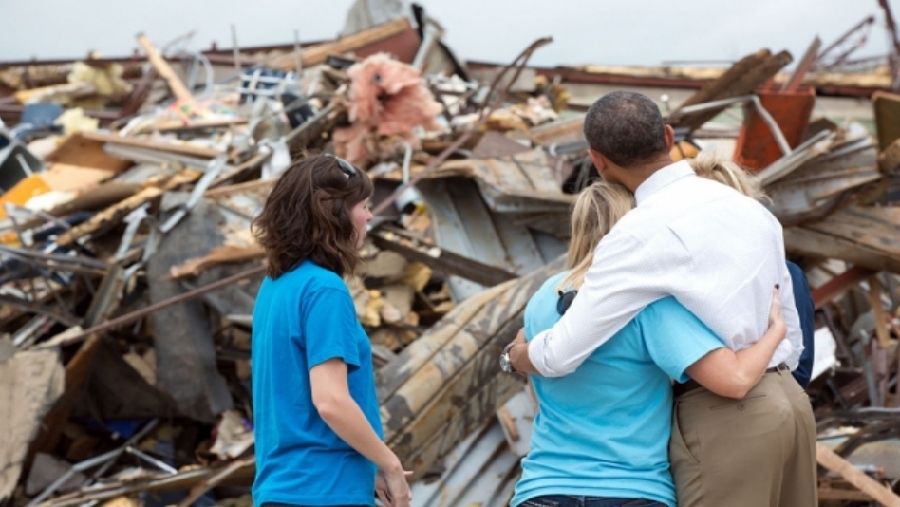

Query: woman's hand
[768,287,786,340]
[376,467,412,507]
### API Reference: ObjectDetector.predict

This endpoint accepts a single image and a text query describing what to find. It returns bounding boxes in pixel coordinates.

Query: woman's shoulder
[528,271,569,308]
[278,260,349,293]
[524,271,570,340]
[540,271,569,294]
[640,296,707,329]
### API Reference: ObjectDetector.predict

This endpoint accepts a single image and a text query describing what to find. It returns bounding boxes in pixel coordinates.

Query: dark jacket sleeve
[787,261,815,388]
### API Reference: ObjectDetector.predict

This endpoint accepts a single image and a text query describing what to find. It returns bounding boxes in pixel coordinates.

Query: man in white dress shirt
[506,91,816,507]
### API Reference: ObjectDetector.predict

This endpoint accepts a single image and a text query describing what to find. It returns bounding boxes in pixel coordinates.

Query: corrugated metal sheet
[419,149,570,302]
[410,421,519,507]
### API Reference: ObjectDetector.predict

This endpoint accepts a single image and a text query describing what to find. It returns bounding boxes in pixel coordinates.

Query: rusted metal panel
[811,266,876,309]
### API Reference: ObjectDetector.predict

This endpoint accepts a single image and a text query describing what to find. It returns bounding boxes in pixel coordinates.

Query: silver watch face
[499,351,511,373]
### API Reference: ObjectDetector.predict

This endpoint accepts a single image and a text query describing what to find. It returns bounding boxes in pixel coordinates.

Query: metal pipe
[54,265,266,347]
[293,29,303,76]
[28,421,160,507]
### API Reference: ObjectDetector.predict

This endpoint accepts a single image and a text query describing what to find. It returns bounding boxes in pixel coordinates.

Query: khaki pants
[668,369,817,507]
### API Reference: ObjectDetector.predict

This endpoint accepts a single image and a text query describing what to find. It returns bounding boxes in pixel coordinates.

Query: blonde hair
[688,152,768,201]
[559,181,634,291]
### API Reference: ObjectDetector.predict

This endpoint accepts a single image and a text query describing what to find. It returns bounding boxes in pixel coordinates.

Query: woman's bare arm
[310,359,411,507]
[685,288,787,399]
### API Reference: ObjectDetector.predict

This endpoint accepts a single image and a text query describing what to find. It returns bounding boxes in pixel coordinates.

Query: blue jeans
[520,496,666,507]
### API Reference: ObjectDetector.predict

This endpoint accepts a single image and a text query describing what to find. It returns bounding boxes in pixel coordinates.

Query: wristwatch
[499,342,518,374]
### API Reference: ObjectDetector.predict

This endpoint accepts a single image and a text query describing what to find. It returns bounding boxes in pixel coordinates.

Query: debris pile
[3,2,900,506]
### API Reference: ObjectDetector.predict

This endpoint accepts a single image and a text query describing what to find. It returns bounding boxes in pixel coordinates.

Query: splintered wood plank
[816,442,900,507]
[867,275,892,349]
[873,90,900,150]
[379,258,563,477]
[271,18,414,70]
[56,186,161,247]
[80,132,220,159]
[138,33,194,103]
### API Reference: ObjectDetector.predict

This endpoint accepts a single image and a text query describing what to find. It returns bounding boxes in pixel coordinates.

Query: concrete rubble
[3,2,900,506]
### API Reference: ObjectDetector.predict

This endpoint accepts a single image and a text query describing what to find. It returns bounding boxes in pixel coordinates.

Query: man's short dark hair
[583,91,667,168]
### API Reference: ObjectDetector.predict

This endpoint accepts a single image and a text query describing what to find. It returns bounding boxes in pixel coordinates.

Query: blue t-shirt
[512,272,725,507]
[251,259,382,506]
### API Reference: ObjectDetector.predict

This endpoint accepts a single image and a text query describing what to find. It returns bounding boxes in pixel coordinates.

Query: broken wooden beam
[667,49,793,132]
[55,187,161,247]
[137,33,194,104]
[165,245,265,281]
[371,229,517,288]
[80,131,221,160]
[816,442,900,507]
[811,266,876,309]
[780,37,820,93]
[272,18,414,70]
[377,257,563,479]
[867,275,892,349]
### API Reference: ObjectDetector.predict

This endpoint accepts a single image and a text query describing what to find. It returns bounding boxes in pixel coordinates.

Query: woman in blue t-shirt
[513,180,788,507]
[251,155,411,507]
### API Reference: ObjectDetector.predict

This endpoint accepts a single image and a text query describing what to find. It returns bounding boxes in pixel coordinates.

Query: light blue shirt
[252,259,382,506]
[512,272,725,507]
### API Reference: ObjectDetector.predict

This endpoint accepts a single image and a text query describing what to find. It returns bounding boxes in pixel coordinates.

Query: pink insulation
[333,53,443,168]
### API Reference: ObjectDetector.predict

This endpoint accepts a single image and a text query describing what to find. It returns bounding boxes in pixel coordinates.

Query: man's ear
[588,148,607,174]
[664,124,675,151]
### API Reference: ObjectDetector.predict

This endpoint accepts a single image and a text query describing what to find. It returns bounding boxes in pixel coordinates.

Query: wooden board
[873,90,900,150]
[44,133,134,173]
[272,18,415,70]
[377,257,564,478]
[816,442,900,507]
[80,131,221,160]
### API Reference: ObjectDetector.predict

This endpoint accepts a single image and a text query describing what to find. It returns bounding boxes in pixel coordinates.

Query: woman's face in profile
[350,198,373,248]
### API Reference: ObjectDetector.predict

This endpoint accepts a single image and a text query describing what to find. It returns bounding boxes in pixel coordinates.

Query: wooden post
[868,275,892,348]
[816,442,900,506]
[137,33,194,104]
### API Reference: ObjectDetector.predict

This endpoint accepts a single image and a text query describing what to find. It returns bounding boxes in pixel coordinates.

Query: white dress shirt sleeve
[528,228,689,377]
[775,232,803,369]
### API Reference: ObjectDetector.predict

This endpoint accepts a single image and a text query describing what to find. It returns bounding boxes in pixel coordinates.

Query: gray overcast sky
[1,1,895,67]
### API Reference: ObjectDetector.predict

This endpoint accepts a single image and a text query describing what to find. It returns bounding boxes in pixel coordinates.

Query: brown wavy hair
[252,154,373,279]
